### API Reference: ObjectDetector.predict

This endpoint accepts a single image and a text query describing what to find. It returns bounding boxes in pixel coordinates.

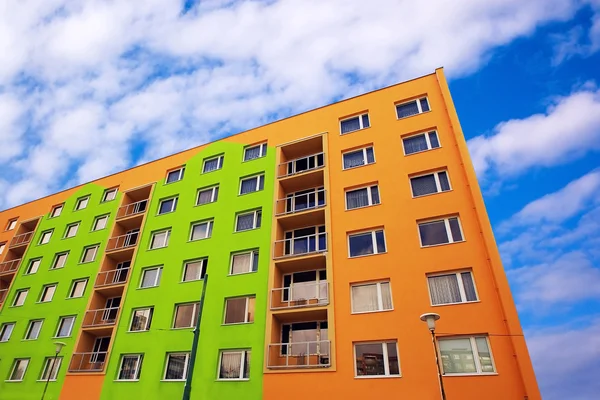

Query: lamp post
[420,313,446,400]
[41,341,66,400]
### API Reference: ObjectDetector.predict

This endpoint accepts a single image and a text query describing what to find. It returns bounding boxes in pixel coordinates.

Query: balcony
[82,307,120,329]
[106,231,139,255]
[273,232,327,260]
[117,199,148,220]
[95,268,129,288]
[278,153,325,193]
[0,259,21,276]
[267,340,330,369]
[275,188,326,230]
[68,352,108,373]
[9,231,33,248]
[271,281,329,310]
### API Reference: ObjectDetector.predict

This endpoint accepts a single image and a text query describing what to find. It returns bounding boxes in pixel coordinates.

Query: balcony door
[102,297,121,323]
[285,187,325,213]
[282,270,327,303]
[281,321,329,356]
[90,337,111,363]
[284,226,326,256]
[113,261,131,284]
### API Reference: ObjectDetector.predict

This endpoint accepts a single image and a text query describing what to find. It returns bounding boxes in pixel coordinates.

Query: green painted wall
[100,141,274,400]
[0,184,119,400]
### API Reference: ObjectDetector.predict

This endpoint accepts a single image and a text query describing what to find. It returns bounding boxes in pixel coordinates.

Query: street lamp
[420,313,446,400]
[41,341,66,400]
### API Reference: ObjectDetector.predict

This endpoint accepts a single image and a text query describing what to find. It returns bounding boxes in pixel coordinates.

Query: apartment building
[0,68,540,400]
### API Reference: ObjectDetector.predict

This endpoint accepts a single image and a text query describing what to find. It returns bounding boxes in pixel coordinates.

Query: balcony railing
[273,233,327,259]
[82,307,120,328]
[117,199,148,220]
[0,259,21,275]
[0,289,8,303]
[95,268,130,288]
[69,352,108,372]
[9,231,33,248]
[276,188,326,216]
[106,231,139,252]
[271,282,329,310]
[267,340,331,369]
[278,152,325,179]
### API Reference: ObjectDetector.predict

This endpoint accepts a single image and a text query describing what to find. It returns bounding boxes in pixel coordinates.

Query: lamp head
[419,313,441,331]
[53,341,67,354]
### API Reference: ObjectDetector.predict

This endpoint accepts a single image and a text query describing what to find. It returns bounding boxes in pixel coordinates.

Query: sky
[0,0,598,398]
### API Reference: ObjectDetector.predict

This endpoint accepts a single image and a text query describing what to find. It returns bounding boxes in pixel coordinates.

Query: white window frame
[347,229,387,258]
[80,246,99,263]
[345,185,380,210]
[55,316,75,338]
[354,341,401,378]
[217,350,250,381]
[140,267,162,288]
[0,242,4,254]
[172,303,200,329]
[39,357,62,381]
[52,252,69,269]
[196,185,219,206]
[402,130,441,155]
[7,359,29,381]
[149,230,170,249]
[418,216,465,247]
[64,223,79,238]
[410,170,451,197]
[427,271,478,305]
[116,354,143,381]
[129,308,153,332]
[243,143,267,161]
[26,258,42,275]
[163,353,190,381]
[165,167,185,184]
[235,210,262,232]
[39,230,53,245]
[342,146,376,170]
[223,297,255,325]
[75,196,89,211]
[229,250,259,275]
[92,215,109,231]
[157,197,178,215]
[438,336,496,375]
[39,285,56,303]
[13,289,29,306]
[395,97,430,119]
[350,281,393,314]
[6,219,18,231]
[340,113,370,134]
[239,174,265,195]
[50,205,63,218]
[69,279,88,299]
[24,319,43,340]
[202,155,224,173]
[182,259,208,282]
[189,220,213,241]
[0,323,15,342]
[102,188,118,202]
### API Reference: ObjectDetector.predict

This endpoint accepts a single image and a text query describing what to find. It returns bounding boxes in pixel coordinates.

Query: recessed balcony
[0,258,21,276]
[82,307,120,329]
[68,352,108,373]
[273,231,327,260]
[267,340,331,369]
[9,232,33,249]
[105,230,139,256]
[271,281,329,310]
[278,153,325,193]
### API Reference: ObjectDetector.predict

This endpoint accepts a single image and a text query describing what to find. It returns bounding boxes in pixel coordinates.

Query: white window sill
[431,300,480,307]
[221,322,254,326]
[36,379,57,382]
[161,379,186,382]
[396,109,432,121]
[403,146,440,157]
[52,336,71,339]
[443,372,498,377]
[228,271,258,277]
[114,379,140,382]
[420,240,465,249]
[412,189,453,199]
[351,308,394,315]
[127,330,150,333]
[339,126,371,136]
[345,203,381,212]
[348,251,387,259]
[4,380,23,382]
[216,378,250,382]
[156,210,176,217]
[188,237,211,243]
[354,374,401,379]
[342,161,376,171]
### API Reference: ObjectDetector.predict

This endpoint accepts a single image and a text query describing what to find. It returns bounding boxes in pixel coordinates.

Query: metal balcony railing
[95,268,130,288]
[69,352,108,372]
[106,231,139,252]
[271,281,329,310]
[116,199,148,220]
[0,259,21,275]
[82,307,120,328]
[278,152,325,179]
[273,233,327,259]
[276,188,326,216]
[267,340,331,369]
[9,231,33,248]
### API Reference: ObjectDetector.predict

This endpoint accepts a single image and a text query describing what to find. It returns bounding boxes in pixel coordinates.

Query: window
[92,215,109,231]
[39,230,53,245]
[182,259,208,282]
[235,210,261,232]
[130,308,153,332]
[230,250,259,275]
[428,271,478,305]
[64,223,79,238]
[8,359,29,381]
[13,289,28,306]
[40,357,62,381]
[342,146,375,170]
[39,285,56,303]
[164,353,189,380]
[196,185,219,205]
[403,131,440,155]
[117,355,143,380]
[75,196,89,210]
[189,221,213,241]
[140,267,162,288]
[351,281,393,313]
[26,258,42,275]
[55,316,75,338]
[345,185,380,210]
[102,188,118,202]
[150,230,170,249]
[158,197,178,215]
[219,350,250,380]
[24,320,43,340]
[0,323,15,342]
[411,170,451,197]
[6,219,18,231]
[439,336,495,374]
[69,279,88,298]
[244,143,267,161]
[52,252,69,269]
[81,246,99,263]
[50,204,63,218]
[166,167,185,184]
[239,174,265,195]
[340,113,370,134]
[203,155,224,173]
[0,242,4,254]
[173,303,199,328]
[348,229,386,257]
[418,217,464,247]
[396,97,430,119]
[354,342,400,377]
[224,297,255,324]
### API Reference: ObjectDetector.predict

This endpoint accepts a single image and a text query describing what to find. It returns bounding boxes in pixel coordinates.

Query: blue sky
[0,1,599,398]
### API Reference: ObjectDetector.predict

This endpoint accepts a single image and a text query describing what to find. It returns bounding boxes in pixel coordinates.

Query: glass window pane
[366,147,375,163]
[396,101,420,118]
[370,186,380,204]
[231,253,251,274]
[191,223,209,240]
[349,233,374,257]
[411,174,438,196]
[449,218,463,242]
[244,145,262,161]
[439,338,477,374]
[419,221,449,246]
[166,354,187,379]
[375,231,386,253]
[343,150,365,169]
[403,135,428,154]
[346,188,370,209]
[174,304,196,328]
[184,261,205,281]
[236,214,254,231]
[461,272,478,301]
[220,352,242,379]
[355,343,385,376]
[428,274,461,304]
[438,171,451,191]
[225,298,247,324]
[362,114,370,128]
[386,343,400,375]
[475,338,495,372]
[341,116,361,134]
[380,282,392,310]
[420,98,430,112]
[429,132,440,148]
[352,284,379,312]
[240,177,258,194]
